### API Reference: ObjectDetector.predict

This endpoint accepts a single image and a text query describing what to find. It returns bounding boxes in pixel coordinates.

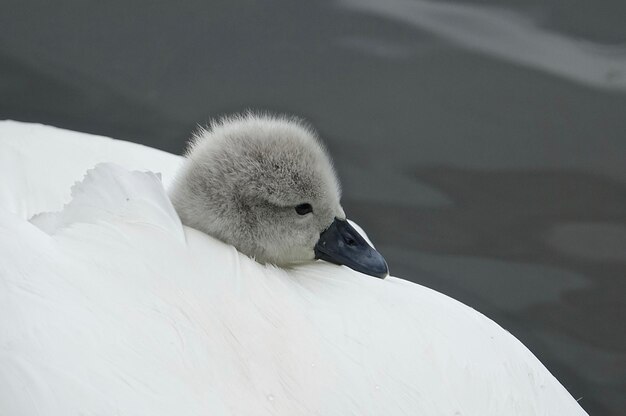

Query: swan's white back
[0,121,181,219]
[0,121,587,415]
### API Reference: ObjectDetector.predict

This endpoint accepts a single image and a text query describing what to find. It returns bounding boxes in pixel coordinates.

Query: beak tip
[370,258,389,279]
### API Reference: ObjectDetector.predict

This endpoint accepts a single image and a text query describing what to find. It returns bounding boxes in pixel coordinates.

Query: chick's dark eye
[295,203,313,215]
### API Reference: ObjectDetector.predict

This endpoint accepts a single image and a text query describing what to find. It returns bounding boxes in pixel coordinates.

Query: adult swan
[0,115,586,415]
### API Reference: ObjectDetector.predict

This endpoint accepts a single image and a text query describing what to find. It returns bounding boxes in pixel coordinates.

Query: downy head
[170,113,387,278]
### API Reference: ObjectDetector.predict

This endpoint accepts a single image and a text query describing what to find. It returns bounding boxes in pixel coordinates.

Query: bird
[0,117,587,415]
[170,113,387,277]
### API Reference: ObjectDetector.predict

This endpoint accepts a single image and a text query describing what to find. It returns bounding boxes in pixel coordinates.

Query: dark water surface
[2,1,625,414]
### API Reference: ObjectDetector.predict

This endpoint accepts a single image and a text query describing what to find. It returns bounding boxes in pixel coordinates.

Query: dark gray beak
[314,218,388,279]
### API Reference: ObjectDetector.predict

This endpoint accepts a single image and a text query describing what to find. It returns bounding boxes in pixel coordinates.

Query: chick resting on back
[170,113,344,265]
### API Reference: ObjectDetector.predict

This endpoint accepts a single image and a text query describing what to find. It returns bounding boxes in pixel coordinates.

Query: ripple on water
[545,222,626,262]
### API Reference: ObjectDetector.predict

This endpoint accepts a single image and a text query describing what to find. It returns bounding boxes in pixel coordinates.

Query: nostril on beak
[342,233,357,246]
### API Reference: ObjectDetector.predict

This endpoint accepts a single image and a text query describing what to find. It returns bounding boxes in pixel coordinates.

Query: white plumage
[0,121,586,415]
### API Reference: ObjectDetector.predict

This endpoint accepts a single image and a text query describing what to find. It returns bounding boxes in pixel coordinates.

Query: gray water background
[1,1,625,414]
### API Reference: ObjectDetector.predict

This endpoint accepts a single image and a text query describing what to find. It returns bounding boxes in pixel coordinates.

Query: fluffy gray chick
[170,113,388,278]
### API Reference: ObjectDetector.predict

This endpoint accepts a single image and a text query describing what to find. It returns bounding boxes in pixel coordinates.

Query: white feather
[0,121,587,415]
